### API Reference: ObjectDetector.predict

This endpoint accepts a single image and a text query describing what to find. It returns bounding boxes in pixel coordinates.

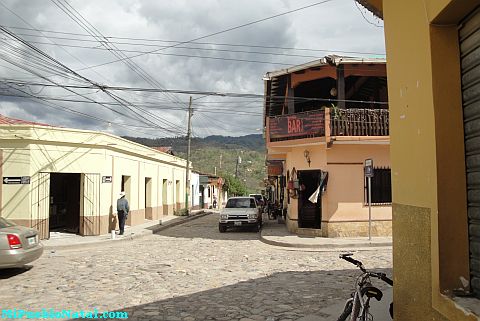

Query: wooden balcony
[330,108,389,136]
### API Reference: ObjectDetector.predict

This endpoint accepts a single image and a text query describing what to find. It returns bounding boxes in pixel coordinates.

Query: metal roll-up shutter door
[460,6,480,298]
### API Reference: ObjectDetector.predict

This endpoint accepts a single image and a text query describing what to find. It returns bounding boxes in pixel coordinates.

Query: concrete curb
[259,229,392,250]
[44,211,211,250]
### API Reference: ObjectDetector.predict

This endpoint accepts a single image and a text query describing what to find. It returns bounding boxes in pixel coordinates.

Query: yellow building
[358,0,480,319]
[264,56,391,237]
[0,115,187,239]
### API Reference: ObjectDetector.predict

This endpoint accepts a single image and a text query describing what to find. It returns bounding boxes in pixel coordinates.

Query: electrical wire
[3,33,385,60]
[1,84,171,136]
[0,26,187,134]
[0,79,389,105]
[7,38,296,66]
[50,0,187,131]
[2,25,386,56]
[0,2,187,134]
[69,0,341,72]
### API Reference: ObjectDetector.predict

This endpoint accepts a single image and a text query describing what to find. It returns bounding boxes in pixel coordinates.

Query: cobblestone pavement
[0,214,392,321]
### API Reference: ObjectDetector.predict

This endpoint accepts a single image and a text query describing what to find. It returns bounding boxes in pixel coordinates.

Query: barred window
[365,167,392,204]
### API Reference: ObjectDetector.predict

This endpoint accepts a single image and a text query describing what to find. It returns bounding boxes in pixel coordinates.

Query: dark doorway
[199,185,205,209]
[297,170,321,229]
[49,173,81,233]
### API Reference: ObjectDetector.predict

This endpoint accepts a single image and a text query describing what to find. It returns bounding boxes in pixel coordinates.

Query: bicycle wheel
[337,300,353,321]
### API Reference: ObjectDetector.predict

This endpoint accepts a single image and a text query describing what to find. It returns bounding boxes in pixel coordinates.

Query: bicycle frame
[349,275,373,321]
[337,253,393,321]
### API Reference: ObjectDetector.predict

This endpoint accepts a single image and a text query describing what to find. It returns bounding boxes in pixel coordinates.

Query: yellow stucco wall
[0,125,187,236]
[377,0,480,319]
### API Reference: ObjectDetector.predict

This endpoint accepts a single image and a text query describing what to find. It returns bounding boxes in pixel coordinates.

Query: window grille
[365,167,392,205]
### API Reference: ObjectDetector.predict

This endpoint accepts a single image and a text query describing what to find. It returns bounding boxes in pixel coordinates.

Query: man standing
[117,191,129,235]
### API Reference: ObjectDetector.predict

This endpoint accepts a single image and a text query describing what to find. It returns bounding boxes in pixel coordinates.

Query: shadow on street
[0,266,32,279]
[67,268,393,321]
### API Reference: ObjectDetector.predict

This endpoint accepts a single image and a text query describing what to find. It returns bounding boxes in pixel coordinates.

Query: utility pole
[219,154,222,169]
[235,155,241,178]
[185,96,193,215]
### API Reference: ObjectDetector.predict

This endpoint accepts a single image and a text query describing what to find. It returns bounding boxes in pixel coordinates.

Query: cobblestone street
[0,214,392,321]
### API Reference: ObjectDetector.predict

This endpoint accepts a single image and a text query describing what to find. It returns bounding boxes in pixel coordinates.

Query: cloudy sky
[0,0,385,138]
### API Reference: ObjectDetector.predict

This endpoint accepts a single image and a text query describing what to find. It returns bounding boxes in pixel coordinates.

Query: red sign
[267,162,283,176]
[269,110,325,140]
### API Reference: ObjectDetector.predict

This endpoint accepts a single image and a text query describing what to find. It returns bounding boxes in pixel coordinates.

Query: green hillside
[123,135,266,194]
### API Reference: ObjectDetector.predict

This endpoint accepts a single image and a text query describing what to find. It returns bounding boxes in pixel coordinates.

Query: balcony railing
[330,108,389,136]
[268,108,389,142]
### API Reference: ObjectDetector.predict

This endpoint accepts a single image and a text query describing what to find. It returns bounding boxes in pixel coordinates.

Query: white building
[0,115,188,239]
[190,171,200,210]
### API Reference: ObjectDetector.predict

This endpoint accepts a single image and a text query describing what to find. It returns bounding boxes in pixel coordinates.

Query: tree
[221,173,247,196]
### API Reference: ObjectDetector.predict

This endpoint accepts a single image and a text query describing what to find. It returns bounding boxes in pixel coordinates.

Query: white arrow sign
[3,177,24,184]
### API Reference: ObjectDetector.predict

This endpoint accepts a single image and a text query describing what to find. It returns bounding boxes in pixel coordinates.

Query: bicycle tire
[336,300,353,321]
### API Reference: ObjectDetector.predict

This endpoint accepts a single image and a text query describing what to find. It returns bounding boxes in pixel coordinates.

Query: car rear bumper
[0,243,44,268]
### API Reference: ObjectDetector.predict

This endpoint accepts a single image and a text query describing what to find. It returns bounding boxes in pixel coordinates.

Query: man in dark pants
[116,191,130,235]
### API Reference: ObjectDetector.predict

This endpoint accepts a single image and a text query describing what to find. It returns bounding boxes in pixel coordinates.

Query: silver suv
[219,197,262,233]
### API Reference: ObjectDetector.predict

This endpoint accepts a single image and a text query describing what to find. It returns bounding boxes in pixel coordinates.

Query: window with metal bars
[365,167,392,205]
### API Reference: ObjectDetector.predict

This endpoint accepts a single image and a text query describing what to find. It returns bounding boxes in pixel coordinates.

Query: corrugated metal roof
[0,114,54,127]
[263,55,386,79]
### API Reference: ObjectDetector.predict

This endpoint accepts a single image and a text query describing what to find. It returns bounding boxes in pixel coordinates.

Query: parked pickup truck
[218,197,262,233]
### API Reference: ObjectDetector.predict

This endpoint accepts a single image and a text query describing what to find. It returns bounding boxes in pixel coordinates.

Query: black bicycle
[337,253,393,321]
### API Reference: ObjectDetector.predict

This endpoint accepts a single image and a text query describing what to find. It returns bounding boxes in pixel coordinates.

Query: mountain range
[123,134,266,193]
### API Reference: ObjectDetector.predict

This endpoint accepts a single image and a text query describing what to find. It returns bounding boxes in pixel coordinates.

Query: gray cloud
[0,0,385,138]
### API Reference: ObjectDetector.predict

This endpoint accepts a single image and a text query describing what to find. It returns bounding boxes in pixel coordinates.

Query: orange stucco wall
[278,141,391,227]
[326,144,391,222]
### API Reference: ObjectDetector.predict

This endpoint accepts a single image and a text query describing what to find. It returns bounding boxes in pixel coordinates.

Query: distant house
[198,173,226,209]
[190,171,200,210]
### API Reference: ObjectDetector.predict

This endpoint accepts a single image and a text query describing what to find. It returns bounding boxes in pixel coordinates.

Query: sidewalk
[42,210,210,250]
[260,219,392,250]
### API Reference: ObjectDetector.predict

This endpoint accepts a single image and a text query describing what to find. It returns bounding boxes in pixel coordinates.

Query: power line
[0,79,389,105]
[4,32,386,59]
[0,2,187,133]
[0,27,187,134]
[0,1,180,124]
[50,0,187,131]
[0,91,265,116]
[69,0,340,72]
[8,38,294,66]
[1,84,170,136]
[2,25,386,56]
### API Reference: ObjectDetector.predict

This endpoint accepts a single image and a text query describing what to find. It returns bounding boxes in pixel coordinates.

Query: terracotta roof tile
[152,146,174,155]
[0,114,53,127]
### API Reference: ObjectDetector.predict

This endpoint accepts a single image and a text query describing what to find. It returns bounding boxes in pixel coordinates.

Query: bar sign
[3,176,31,184]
